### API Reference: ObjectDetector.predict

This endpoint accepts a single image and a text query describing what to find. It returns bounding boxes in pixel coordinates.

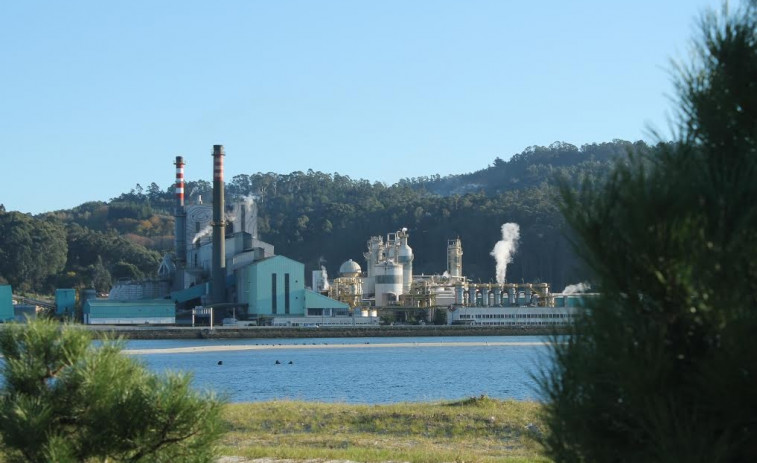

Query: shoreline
[85,324,566,340]
[123,340,550,355]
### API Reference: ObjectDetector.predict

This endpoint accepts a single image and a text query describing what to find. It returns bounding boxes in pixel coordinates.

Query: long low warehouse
[83,299,175,325]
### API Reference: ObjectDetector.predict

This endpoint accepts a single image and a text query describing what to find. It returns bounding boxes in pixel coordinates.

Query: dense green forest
[0,139,650,295]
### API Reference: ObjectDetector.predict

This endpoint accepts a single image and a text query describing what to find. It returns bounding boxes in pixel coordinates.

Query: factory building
[83,299,176,325]
[82,144,359,327]
[235,254,350,320]
[331,228,594,327]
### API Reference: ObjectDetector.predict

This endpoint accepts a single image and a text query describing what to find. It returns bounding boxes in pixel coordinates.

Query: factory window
[284,273,290,314]
[271,273,277,314]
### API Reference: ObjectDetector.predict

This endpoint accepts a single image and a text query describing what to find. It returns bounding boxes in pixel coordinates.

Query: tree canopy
[0,319,224,462]
[540,1,757,460]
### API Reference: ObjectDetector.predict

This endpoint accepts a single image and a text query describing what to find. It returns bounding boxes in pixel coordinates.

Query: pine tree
[539,1,757,461]
[0,319,224,462]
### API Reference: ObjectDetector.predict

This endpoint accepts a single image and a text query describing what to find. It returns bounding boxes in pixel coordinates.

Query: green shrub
[0,319,224,462]
[540,2,757,461]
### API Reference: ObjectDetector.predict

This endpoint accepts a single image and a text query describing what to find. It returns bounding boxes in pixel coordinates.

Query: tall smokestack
[174,156,186,290]
[211,145,226,304]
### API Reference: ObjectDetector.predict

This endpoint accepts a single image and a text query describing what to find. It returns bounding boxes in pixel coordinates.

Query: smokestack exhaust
[211,145,226,304]
[174,156,186,290]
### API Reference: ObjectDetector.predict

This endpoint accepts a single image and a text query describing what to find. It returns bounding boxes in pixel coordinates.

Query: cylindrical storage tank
[481,287,490,307]
[362,237,382,296]
[508,287,516,306]
[396,230,414,293]
[455,285,465,305]
[525,285,533,305]
[494,289,501,307]
[446,238,463,278]
[468,287,477,306]
[374,260,403,307]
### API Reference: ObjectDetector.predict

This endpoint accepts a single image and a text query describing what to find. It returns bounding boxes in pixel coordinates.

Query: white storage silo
[374,260,403,307]
[396,229,414,292]
[362,236,383,296]
[447,238,463,278]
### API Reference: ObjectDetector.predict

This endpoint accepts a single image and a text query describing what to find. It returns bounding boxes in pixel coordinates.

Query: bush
[0,319,224,462]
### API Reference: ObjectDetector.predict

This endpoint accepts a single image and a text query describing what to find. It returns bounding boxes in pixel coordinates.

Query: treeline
[0,209,163,294]
[0,139,647,295]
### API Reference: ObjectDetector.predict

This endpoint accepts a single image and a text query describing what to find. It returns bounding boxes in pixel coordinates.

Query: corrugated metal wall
[83,299,175,325]
[55,288,76,316]
[0,285,14,321]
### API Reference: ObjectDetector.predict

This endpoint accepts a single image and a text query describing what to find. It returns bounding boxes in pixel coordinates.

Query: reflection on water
[128,336,553,404]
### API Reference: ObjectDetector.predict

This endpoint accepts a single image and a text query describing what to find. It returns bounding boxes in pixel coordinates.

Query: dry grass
[219,396,549,462]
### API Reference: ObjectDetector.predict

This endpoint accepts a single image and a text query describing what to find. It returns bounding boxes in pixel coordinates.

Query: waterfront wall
[86,325,567,340]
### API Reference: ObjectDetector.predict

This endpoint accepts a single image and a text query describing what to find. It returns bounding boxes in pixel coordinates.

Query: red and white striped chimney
[173,156,187,290]
[175,156,185,207]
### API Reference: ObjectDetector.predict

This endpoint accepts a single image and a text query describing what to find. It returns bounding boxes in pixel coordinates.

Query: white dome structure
[339,259,362,277]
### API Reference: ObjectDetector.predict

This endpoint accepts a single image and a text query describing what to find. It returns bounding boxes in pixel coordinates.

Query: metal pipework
[211,145,226,304]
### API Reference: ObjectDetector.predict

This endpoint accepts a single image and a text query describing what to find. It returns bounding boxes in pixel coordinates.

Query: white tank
[374,260,403,307]
[447,238,463,278]
[362,236,383,295]
[339,259,362,277]
[396,229,414,292]
[455,285,465,305]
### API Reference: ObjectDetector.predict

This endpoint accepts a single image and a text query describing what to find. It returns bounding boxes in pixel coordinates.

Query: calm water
[126,336,554,404]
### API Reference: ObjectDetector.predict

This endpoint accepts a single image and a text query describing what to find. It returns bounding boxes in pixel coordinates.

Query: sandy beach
[123,340,549,355]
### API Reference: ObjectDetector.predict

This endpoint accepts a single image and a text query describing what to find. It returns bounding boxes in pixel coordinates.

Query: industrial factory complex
[0,145,589,328]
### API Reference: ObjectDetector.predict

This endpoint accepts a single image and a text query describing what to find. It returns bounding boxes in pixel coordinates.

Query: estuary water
[125,335,554,404]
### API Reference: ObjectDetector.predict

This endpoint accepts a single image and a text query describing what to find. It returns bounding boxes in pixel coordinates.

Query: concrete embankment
[86,325,565,340]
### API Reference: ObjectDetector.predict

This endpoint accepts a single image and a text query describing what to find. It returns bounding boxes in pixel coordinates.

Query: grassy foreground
[219,396,548,463]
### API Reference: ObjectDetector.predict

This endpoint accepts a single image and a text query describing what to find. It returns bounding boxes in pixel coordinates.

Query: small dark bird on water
[275,360,281,365]
[217,361,223,365]
[288,361,294,365]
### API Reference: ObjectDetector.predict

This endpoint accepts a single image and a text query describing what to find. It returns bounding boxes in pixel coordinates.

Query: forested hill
[398,140,646,196]
[0,139,646,295]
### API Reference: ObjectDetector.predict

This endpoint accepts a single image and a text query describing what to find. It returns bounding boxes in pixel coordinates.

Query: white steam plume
[193,224,213,244]
[320,265,330,291]
[562,282,590,294]
[490,223,520,284]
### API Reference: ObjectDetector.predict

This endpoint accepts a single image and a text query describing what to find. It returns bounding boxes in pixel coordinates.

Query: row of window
[459,313,574,319]
[307,308,351,317]
[476,321,570,326]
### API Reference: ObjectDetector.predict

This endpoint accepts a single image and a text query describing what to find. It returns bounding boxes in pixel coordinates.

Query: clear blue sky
[1,0,722,215]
